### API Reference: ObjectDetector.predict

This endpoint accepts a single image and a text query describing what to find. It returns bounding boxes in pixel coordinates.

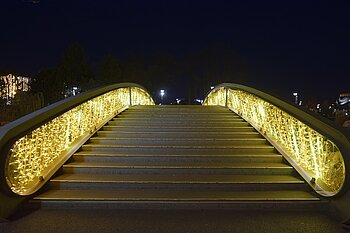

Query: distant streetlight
[293,92,298,105]
[160,89,165,104]
[72,86,78,96]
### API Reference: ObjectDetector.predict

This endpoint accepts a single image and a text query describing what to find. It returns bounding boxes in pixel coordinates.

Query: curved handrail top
[0,82,152,156]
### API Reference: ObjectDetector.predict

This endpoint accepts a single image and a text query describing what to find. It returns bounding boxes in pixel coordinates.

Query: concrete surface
[0,209,347,233]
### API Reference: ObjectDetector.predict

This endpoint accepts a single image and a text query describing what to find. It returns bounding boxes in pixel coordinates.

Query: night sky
[1,0,350,102]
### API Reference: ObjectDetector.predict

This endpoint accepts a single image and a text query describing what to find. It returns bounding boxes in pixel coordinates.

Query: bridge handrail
[0,83,154,197]
[203,83,350,197]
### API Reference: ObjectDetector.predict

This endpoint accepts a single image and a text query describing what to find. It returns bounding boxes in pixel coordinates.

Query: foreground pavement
[0,209,347,233]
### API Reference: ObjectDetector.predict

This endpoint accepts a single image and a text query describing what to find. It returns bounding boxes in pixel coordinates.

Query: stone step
[116,113,241,118]
[62,162,294,175]
[125,109,231,113]
[80,145,277,154]
[72,152,283,163]
[107,121,251,128]
[112,117,246,123]
[127,105,226,109]
[96,131,263,139]
[116,114,242,119]
[48,174,307,191]
[81,144,277,154]
[102,126,257,132]
[121,109,237,116]
[33,189,320,202]
[88,137,269,146]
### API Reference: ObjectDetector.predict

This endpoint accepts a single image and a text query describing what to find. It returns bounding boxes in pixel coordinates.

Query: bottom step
[31,189,326,211]
[34,189,320,201]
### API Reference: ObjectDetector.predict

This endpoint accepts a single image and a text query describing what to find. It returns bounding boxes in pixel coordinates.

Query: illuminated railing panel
[131,87,154,106]
[204,86,346,195]
[4,86,154,195]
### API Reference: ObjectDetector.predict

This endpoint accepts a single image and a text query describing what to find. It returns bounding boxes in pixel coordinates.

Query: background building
[0,74,44,126]
[0,74,30,104]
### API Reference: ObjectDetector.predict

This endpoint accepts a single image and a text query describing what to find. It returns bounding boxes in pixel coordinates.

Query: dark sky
[1,0,350,101]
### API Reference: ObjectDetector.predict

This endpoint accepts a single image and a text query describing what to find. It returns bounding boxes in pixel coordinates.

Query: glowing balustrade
[2,85,154,195]
[204,85,348,196]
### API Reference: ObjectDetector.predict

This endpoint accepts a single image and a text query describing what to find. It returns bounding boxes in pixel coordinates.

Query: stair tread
[90,137,265,141]
[34,189,319,201]
[118,112,239,114]
[97,130,261,137]
[51,174,303,183]
[64,162,292,169]
[108,122,249,125]
[103,126,254,129]
[112,118,244,121]
[74,151,281,157]
[126,108,228,110]
[101,126,257,133]
[83,144,274,148]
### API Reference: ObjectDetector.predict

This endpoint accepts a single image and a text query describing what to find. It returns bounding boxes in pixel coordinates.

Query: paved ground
[0,208,347,233]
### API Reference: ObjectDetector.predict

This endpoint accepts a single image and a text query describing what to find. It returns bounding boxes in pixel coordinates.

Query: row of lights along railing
[0,84,154,195]
[204,84,350,197]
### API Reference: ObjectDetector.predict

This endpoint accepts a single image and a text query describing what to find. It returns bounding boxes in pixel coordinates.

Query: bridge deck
[32,105,323,209]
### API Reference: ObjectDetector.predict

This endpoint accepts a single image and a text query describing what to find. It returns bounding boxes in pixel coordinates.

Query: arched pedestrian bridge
[1,83,350,220]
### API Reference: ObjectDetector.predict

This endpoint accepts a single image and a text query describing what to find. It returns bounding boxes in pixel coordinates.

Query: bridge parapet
[204,83,350,197]
[0,83,154,197]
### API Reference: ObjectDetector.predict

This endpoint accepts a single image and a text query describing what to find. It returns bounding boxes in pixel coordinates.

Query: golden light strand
[6,87,154,194]
[204,88,345,193]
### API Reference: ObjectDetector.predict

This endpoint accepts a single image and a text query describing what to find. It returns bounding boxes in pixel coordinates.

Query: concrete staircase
[33,105,325,209]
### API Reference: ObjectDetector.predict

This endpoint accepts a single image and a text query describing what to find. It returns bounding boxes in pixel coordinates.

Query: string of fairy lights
[6,87,154,195]
[204,87,345,195]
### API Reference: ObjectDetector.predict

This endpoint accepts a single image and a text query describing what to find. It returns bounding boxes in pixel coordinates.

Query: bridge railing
[0,83,154,201]
[204,83,350,197]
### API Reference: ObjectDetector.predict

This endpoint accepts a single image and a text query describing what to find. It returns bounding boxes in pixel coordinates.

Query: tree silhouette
[31,68,59,105]
[121,56,146,84]
[97,54,122,85]
[56,43,93,94]
[181,44,249,103]
[30,43,249,105]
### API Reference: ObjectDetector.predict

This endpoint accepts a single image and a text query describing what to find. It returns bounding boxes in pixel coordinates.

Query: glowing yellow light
[5,87,154,195]
[204,88,345,193]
